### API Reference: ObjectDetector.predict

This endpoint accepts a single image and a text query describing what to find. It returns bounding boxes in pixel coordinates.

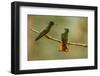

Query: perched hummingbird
[59,28,69,52]
[35,21,54,41]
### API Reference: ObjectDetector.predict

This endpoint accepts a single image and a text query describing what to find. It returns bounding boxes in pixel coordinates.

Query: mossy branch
[32,29,88,47]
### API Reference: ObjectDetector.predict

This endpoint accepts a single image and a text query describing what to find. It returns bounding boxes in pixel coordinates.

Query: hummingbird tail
[35,33,45,41]
[35,37,40,41]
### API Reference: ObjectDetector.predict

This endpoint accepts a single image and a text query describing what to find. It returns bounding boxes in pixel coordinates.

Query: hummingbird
[59,28,69,52]
[35,21,54,41]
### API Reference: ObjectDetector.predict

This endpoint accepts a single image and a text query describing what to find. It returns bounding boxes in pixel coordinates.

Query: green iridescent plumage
[35,21,54,41]
[62,28,69,44]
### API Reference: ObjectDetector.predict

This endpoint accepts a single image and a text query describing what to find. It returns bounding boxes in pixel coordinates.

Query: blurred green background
[28,15,88,61]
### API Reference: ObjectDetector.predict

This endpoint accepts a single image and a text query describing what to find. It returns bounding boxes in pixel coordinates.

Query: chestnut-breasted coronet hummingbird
[35,21,54,41]
[59,28,69,52]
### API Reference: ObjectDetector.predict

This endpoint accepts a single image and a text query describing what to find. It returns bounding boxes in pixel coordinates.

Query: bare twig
[32,29,88,47]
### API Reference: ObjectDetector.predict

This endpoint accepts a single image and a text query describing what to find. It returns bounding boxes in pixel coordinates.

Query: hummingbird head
[46,21,54,31]
[64,28,69,32]
[49,21,54,26]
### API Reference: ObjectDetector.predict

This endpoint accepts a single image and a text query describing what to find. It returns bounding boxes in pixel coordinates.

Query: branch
[31,29,88,47]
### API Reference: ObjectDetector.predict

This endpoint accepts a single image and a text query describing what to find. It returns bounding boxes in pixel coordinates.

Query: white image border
[20,6,95,70]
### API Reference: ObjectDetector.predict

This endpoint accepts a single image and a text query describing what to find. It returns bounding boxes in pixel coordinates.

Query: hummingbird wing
[35,30,47,41]
[62,33,67,44]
